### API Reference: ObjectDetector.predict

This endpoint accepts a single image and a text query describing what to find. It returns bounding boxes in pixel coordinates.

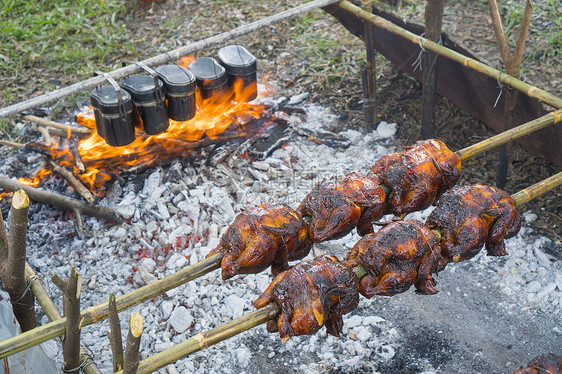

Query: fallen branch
[108,294,124,372]
[23,115,91,135]
[0,175,122,223]
[46,159,96,204]
[0,189,37,332]
[123,313,143,374]
[52,267,83,373]
[24,263,102,374]
[0,139,26,149]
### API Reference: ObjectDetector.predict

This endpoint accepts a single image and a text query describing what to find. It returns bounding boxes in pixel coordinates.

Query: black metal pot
[188,57,229,101]
[120,67,169,135]
[90,75,136,147]
[155,64,197,122]
[218,45,257,101]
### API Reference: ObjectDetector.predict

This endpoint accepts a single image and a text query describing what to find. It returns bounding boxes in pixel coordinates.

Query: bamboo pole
[22,115,91,135]
[0,175,122,223]
[336,0,562,109]
[0,0,340,119]
[24,264,102,374]
[457,109,562,160]
[511,171,562,206]
[0,253,222,358]
[361,0,377,130]
[116,303,281,374]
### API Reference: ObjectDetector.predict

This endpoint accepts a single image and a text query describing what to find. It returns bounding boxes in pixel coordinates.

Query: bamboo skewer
[124,174,562,373]
[336,0,562,110]
[0,253,222,358]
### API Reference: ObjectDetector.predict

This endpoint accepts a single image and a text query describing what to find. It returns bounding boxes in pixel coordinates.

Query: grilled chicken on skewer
[207,203,312,279]
[254,255,359,342]
[298,172,385,242]
[368,139,461,217]
[426,183,521,270]
[343,220,442,297]
[511,353,562,374]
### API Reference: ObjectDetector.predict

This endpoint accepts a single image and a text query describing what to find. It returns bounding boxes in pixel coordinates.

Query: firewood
[123,313,144,374]
[46,159,95,204]
[23,115,91,134]
[0,175,122,223]
[52,266,83,373]
[36,127,52,147]
[0,189,37,332]
[108,294,124,372]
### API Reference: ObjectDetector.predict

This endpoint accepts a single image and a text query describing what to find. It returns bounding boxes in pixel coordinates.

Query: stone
[223,295,246,318]
[376,122,397,138]
[169,306,193,333]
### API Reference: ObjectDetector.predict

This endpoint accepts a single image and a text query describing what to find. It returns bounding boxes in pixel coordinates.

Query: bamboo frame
[336,0,562,109]
[0,253,223,358]
[0,0,340,120]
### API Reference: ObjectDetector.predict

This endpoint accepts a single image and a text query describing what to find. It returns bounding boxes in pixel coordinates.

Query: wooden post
[0,189,37,331]
[123,313,144,374]
[0,210,8,266]
[52,267,83,372]
[361,0,378,130]
[420,0,446,139]
[108,294,124,372]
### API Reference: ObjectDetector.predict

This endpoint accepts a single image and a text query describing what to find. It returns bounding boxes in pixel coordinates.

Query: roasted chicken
[207,203,312,279]
[425,183,521,270]
[254,255,359,341]
[511,353,562,374]
[368,139,461,216]
[298,172,385,242]
[343,220,442,297]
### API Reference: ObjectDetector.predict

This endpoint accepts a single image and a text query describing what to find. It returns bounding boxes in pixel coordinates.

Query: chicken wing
[344,220,442,297]
[298,172,385,242]
[369,139,461,216]
[207,203,312,279]
[425,183,521,270]
[254,255,359,341]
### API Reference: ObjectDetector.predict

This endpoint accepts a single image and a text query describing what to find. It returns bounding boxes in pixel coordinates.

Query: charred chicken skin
[297,172,385,242]
[368,139,461,217]
[425,183,521,269]
[254,255,359,341]
[207,203,312,280]
[343,220,442,297]
[511,353,562,374]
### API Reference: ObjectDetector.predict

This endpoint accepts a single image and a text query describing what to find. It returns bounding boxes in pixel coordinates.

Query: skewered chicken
[298,172,385,242]
[511,353,562,374]
[368,139,461,216]
[254,255,359,341]
[343,220,442,297]
[207,203,312,279]
[425,183,521,270]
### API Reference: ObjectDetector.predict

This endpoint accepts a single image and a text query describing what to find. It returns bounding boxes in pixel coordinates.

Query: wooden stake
[0,253,223,358]
[457,109,562,160]
[420,0,446,139]
[336,0,562,109]
[0,189,37,331]
[52,266,83,373]
[24,263,102,374]
[0,175,122,223]
[23,115,91,134]
[121,304,280,374]
[108,294,124,372]
[0,210,8,266]
[123,313,143,374]
[46,159,96,204]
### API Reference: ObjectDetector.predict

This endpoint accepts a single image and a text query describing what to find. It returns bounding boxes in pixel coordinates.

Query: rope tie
[412,33,443,72]
[494,72,505,108]
[62,357,89,373]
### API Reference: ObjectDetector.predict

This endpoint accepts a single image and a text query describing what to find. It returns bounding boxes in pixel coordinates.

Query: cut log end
[12,189,30,209]
[129,313,144,338]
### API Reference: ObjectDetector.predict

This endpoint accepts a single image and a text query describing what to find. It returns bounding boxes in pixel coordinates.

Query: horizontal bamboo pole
[0,253,222,359]
[0,175,122,223]
[511,171,562,206]
[120,303,281,374]
[0,0,340,119]
[23,115,91,135]
[457,109,562,161]
[337,0,562,109]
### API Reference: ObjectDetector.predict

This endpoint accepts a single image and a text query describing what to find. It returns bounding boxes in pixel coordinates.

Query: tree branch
[487,0,513,63]
[123,313,144,374]
[108,294,124,372]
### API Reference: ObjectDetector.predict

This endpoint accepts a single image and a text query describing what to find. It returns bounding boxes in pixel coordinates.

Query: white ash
[5,101,559,373]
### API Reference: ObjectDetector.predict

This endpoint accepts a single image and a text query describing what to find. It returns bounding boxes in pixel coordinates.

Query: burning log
[0,189,37,332]
[52,266,83,373]
[24,263,102,374]
[46,159,95,204]
[0,175,122,223]
[123,313,144,374]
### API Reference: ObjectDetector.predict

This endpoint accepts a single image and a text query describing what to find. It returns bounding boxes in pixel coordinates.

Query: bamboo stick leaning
[125,173,562,373]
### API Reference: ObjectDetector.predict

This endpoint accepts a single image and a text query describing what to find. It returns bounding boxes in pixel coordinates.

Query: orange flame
[20,64,272,197]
